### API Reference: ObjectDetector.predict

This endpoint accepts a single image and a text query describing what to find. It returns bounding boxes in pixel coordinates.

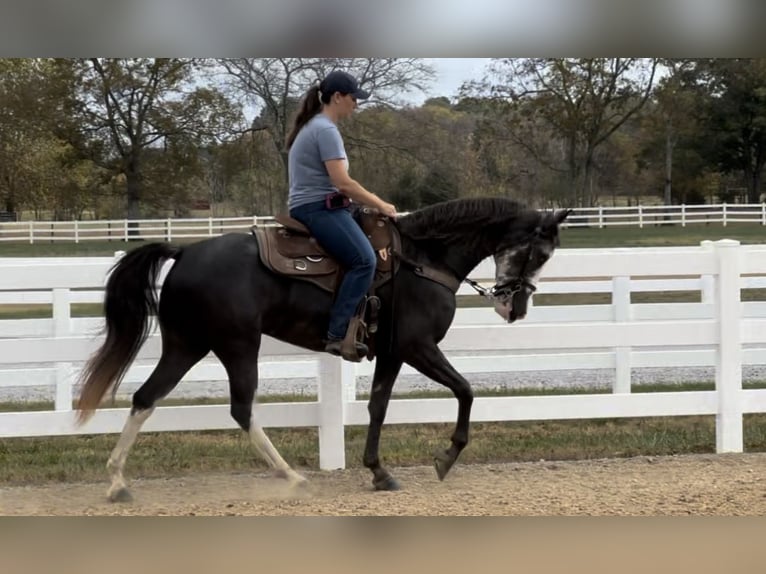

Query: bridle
[464,276,537,302]
[464,241,539,303]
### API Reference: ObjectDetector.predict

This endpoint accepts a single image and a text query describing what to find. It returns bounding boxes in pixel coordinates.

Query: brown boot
[324,338,368,362]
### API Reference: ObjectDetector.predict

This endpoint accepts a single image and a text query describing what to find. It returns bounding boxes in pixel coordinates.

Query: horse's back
[159,231,331,349]
[159,233,267,326]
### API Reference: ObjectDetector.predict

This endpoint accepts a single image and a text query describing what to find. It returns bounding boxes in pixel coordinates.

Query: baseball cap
[320,70,370,100]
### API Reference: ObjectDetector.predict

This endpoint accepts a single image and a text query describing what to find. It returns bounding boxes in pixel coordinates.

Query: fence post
[713,239,742,453]
[166,218,172,242]
[638,205,643,228]
[52,288,73,411]
[681,204,686,227]
[317,355,355,469]
[29,221,34,244]
[74,220,80,243]
[598,206,604,228]
[612,276,632,393]
[700,241,715,304]
[762,203,765,226]
[722,203,728,227]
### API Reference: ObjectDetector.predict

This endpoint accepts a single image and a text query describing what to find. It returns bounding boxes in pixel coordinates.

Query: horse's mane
[397,197,534,242]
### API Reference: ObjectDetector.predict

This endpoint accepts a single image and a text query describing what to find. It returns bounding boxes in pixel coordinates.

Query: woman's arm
[325,159,397,218]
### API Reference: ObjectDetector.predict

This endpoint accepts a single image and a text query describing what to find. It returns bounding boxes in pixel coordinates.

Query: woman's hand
[377,200,397,219]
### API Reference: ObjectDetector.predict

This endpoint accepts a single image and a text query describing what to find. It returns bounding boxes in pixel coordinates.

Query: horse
[75,197,570,501]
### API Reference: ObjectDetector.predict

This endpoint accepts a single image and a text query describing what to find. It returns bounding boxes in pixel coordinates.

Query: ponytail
[286,85,330,150]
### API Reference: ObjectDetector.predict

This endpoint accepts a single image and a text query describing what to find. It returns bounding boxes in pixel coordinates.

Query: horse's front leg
[363,353,403,491]
[404,343,474,481]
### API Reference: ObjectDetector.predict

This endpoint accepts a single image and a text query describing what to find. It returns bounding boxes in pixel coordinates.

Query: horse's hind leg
[106,343,207,502]
[217,343,307,487]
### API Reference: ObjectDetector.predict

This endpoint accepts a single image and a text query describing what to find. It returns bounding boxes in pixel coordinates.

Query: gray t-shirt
[288,114,347,209]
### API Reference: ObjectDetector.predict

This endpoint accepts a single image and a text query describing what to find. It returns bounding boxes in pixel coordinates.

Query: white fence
[2,240,766,469]
[1,203,765,244]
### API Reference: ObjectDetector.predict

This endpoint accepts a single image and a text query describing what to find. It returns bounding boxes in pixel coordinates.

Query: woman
[286,70,397,361]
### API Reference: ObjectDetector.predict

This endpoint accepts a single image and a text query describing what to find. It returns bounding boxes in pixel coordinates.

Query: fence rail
[1,241,766,469]
[1,203,765,244]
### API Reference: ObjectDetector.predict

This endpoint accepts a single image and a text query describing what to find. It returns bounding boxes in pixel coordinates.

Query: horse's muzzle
[494,300,526,323]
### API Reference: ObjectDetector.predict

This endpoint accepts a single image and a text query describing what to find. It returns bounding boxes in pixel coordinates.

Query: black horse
[76,197,569,501]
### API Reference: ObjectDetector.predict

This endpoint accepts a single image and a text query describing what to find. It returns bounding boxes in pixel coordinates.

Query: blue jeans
[290,201,376,340]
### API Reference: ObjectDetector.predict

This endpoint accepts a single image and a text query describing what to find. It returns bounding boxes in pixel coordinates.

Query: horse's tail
[75,243,181,424]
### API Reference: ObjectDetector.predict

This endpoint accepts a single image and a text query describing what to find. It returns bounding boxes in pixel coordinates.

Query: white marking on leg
[249,403,307,486]
[106,407,154,500]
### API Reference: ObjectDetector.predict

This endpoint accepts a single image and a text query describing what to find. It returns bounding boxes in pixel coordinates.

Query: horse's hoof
[107,486,133,503]
[434,451,455,481]
[373,475,401,491]
[275,468,309,488]
[289,476,310,490]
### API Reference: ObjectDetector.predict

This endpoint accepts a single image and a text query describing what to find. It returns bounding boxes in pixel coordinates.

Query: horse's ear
[541,209,571,231]
[554,209,572,225]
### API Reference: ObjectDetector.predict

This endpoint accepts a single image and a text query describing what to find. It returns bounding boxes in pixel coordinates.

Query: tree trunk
[752,168,763,203]
[664,124,673,206]
[3,195,15,213]
[749,144,764,203]
[566,137,579,207]
[125,160,142,239]
[584,155,596,207]
[278,148,289,214]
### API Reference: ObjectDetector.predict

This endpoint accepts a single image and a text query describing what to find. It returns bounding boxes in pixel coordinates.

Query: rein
[390,246,462,293]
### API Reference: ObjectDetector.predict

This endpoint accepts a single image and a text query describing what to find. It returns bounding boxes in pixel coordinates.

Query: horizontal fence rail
[1,203,766,244]
[1,240,766,469]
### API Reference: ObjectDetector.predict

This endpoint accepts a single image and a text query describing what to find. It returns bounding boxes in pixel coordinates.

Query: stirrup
[366,296,381,334]
[339,315,368,362]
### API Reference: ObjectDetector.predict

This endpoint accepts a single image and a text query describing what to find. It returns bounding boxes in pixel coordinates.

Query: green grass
[560,223,766,248]
[0,418,715,485]
[4,414,766,486]
[3,383,766,485]
[0,222,763,257]
[0,240,135,257]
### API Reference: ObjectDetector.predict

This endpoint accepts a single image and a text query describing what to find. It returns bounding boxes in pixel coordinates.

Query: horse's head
[492,208,570,323]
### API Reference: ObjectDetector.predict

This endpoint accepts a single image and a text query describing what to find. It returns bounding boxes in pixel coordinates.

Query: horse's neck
[446,243,494,280]
[402,234,494,282]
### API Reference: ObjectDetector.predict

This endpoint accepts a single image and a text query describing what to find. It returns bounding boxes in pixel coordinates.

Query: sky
[410,58,493,104]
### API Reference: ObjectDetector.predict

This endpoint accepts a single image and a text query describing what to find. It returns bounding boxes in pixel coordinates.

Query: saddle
[251,207,400,361]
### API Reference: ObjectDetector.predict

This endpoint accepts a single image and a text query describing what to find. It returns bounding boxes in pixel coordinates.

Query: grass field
[0,222,764,257]
[1,223,765,485]
[3,384,766,485]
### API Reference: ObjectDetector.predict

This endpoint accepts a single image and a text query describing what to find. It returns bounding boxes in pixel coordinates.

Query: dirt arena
[3,452,766,515]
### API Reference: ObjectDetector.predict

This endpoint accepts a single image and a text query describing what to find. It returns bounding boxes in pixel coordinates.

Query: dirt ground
[3,452,766,516]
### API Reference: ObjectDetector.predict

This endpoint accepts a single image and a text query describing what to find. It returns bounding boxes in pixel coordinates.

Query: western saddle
[251,207,400,362]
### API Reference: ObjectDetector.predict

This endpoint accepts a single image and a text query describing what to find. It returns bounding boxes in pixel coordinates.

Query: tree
[474,58,658,206]
[343,98,480,210]
[52,58,242,224]
[693,59,766,203]
[648,60,700,205]
[215,58,434,208]
[0,59,57,214]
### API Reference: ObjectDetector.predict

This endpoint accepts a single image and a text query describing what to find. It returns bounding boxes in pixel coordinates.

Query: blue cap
[320,70,370,100]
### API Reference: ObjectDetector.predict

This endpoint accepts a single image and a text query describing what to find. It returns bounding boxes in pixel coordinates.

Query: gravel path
[3,364,766,403]
[4,453,766,515]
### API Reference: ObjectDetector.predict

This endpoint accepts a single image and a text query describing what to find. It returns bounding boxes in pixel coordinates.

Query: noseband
[465,240,540,302]
[464,276,537,301]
